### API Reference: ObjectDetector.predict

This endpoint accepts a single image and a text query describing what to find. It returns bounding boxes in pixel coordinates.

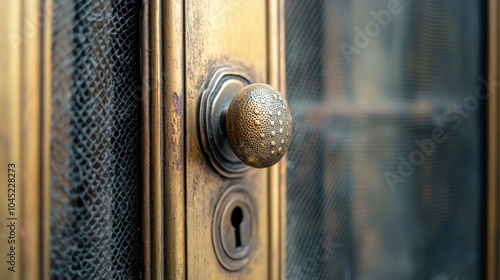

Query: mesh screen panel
[50,0,142,278]
[286,0,485,279]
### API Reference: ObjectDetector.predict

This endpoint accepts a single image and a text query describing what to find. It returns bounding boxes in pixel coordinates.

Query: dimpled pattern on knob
[226,83,293,168]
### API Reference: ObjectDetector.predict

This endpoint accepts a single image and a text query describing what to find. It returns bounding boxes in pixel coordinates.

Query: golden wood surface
[278,1,287,277]
[144,0,286,278]
[163,0,186,279]
[20,0,40,277]
[267,0,286,279]
[487,1,499,279]
[145,1,187,279]
[0,2,22,279]
[41,0,53,279]
[0,0,48,278]
[20,0,42,277]
[182,0,285,278]
[150,0,164,278]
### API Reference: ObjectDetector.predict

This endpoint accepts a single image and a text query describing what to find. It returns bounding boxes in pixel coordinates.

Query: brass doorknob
[225,84,293,168]
[199,69,293,176]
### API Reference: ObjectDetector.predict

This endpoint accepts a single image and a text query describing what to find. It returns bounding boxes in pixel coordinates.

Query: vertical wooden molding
[163,0,186,279]
[41,0,53,279]
[268,0,286,279]
[146,0,186,278]
[278,2,287,279]
[487,1,499,279]
[20,0,43,278]
[0,1,22,279]
[150,0,164,278]
[0,0,48,278]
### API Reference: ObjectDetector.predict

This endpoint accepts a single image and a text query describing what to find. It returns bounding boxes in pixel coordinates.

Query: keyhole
[230,206,243,248]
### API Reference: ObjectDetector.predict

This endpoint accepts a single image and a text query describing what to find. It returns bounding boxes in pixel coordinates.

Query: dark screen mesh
[50,0,142,278]
[286,0,485,279]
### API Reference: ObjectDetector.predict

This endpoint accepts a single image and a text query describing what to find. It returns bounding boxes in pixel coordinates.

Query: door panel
[0,0,497,279]
[185,0,274,279]
[285,0,484,279]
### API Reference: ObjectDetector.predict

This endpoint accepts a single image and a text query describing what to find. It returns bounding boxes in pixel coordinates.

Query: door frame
[141,0,286,279]
[0,0,52,279]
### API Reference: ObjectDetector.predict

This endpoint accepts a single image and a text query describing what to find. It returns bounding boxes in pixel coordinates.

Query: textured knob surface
[226,84,293,168]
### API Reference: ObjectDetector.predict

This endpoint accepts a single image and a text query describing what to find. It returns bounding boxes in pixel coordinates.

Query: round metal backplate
[199,67,252,177]
[213,185,257,271]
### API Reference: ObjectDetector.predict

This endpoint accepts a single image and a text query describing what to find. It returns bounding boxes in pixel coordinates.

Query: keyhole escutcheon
[231,206,243,248]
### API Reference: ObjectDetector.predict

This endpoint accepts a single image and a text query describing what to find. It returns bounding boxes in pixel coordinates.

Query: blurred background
[285,0,485,279]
